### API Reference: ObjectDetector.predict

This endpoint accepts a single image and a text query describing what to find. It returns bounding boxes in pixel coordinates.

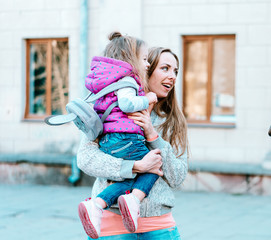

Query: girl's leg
[79,180,134,239]
[117,173,159,233]
[117,172,159,212]
[95,197,107,209]
[131,189,146,202]
[78,198,103,239]
[132,173,159,197]
[97,179,134,208]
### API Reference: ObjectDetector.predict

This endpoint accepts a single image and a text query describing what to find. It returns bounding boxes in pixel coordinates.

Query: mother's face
[148,52,178,98]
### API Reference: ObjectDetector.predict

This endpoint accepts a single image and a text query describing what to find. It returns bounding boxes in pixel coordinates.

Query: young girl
[78,32,158,239]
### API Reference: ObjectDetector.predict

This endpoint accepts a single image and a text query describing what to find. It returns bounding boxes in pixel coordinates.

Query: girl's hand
[145,92,157,105]
[133,149,163,176]
[127,110,158,140]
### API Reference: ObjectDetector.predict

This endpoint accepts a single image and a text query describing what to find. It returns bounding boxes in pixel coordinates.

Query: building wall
[0,0,82,155]
[0,0,271,169]
[140,0,271,165]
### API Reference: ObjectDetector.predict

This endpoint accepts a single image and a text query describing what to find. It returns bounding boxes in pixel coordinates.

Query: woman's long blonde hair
[147,47,188,157]
[103,31,148,88]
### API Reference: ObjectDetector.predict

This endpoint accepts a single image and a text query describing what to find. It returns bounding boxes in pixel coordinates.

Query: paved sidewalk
[1,184,271,240]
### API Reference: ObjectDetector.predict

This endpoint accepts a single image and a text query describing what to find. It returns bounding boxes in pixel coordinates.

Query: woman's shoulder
[150,110,165,126]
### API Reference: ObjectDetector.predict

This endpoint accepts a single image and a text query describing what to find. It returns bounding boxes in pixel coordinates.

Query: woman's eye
[162,66,168,71]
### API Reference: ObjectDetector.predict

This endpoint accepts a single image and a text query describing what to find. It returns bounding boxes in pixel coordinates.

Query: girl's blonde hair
[147,47,188,157]
[103,31,148,90]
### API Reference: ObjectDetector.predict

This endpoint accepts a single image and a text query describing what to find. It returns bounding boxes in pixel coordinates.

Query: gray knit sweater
[77,111,188,217]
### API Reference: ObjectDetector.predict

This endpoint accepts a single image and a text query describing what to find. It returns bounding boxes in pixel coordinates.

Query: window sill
[189,160,271,176]
[188,122,236,129]
[22,118,46,123]
[0,153,74,165]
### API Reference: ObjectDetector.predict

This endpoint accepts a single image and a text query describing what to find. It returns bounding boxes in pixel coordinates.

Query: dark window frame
[24,38,69,120]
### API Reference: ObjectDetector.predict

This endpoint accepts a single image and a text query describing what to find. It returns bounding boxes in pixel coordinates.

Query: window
[182,35,236,126]
[24,38,69,120]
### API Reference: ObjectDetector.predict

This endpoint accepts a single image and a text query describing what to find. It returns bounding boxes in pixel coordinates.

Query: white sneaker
[78,198,103,239]
[118,194,140,232]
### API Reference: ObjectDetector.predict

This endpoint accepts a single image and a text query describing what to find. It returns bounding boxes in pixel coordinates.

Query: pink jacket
[85,56,145,136]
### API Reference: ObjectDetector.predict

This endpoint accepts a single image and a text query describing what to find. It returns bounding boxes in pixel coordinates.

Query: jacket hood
[85,56,136,94]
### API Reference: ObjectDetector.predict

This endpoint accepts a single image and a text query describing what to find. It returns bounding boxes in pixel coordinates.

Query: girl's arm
[117,78,157,113]
[77,135,163,181]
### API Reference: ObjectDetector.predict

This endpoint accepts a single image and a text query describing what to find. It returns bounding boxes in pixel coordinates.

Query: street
[1,184,271,240]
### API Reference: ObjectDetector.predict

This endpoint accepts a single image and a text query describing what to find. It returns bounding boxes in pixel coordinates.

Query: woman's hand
[128,109,158,140]
[133,149,163,176]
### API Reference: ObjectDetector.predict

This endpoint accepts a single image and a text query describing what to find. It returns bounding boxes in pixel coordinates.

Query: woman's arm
[77,135,135,181]
[133,148,163,176]
[77,135,163,181]
[128,110,188,189]
[147,136,188,188]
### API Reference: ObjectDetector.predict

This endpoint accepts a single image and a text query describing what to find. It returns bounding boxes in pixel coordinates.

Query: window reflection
[29,43,47,115]
[184,40,208,121]
[212,38,235,122]
[51,41,69,115]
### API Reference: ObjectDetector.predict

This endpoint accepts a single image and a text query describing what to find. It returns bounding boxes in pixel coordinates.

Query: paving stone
[1,185,271,240]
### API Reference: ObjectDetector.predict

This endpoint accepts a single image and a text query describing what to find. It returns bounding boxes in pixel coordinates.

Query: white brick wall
[190,4,228,25]
[248,25,271,45]
[0,0,81,154]
[143,0,271,165]
[238,46,268,67]
[228,3,268,24]
[0,0,271,167]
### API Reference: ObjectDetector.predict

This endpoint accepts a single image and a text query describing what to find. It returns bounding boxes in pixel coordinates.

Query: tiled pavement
[1,184,271,240]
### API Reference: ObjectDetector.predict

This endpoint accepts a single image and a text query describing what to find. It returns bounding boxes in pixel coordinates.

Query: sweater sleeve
[116,78,149,113]
[146,115,188,189]
[77,135,136,181]
[146,137,188,189]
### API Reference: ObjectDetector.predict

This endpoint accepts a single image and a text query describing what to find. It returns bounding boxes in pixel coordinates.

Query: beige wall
[0,0,271,167]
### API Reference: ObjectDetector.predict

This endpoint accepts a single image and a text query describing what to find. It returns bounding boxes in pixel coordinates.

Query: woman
[77,47,188,239]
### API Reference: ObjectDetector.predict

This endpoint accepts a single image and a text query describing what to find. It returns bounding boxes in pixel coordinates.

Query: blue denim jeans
[98,133,159,207]
[88,226,181,240]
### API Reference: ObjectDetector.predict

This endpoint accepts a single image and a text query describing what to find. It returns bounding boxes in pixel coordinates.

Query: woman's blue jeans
[88,226,181,240]
[98,133,159,207]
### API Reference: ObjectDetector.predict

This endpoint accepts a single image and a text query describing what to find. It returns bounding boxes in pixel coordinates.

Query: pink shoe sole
[78,202,99,239]
[118,196,136,232]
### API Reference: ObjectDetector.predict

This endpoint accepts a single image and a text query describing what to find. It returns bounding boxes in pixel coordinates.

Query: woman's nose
[168,70,176,80]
